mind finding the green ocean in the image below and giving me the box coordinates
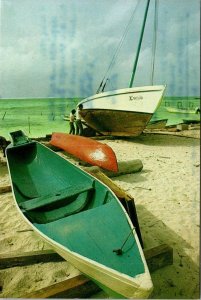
[0,97,200,140]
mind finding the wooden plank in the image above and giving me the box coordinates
[17,244,173,298]
[0,249,64,269]
[83,166,133,200]
[144,244,173,273]
[0,244,173,272]
[120,197,144,248]
[22,274,101,299]
[0,185,11,194]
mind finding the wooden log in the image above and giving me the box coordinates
[82,159,143,177]
[0,185,11,194]
[105,159,143,177]
[22,274,100,298]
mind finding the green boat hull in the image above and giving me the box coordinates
[6,131,153,298]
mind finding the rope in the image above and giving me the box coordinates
[113,228,135,255]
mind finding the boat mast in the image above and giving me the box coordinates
[129,0,150,88]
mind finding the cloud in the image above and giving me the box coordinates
[0,0,200,98]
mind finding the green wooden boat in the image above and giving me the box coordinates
[6,130,153,298]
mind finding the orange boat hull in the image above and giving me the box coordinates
[50,133,118,172]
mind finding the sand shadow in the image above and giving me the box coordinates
[136,205,200,299]
[113,169,152,185]
[121,133,200,148]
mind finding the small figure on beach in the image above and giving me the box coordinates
[69,109,76,134]
[75,104,84,136]
[195,107,200,114]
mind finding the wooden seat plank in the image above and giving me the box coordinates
[20,181,94,211]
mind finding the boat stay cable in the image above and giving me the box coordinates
[150,0,159,85]
[96,0,141,94]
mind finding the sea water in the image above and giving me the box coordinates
[151,96,200,125]
[0,97,80,139]
[0,97,200,140]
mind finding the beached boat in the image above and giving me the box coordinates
[79,86,166,137]
[6,130,153,299]
[50,132,118,172]
[146,119,168,129]
[77,0,166,137]
[166,107,197,114]
[182,118,200,124]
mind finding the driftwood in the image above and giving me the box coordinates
[82,159,143,177]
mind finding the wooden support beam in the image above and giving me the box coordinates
[0,184,11,194]
[144,243,173,273]
[22,274,101,299]
[0,249,64,269]
[0,244,173,272]
[6,244,172,298]
[120,198,144,248]
[83,166,133,200]
[0,160,7,166]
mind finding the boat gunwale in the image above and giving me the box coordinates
[80,85,166,106]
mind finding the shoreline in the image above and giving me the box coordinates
[0,129,200,299]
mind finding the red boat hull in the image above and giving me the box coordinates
[50,133,118,172]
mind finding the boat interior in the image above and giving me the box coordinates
[7,141,113,224]
[6,132,145,277]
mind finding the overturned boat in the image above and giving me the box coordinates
[50,132,118,172]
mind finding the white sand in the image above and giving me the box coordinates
[0,129,200,299]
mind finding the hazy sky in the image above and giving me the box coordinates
[0,0,200,98]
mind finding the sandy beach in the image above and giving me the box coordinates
[0,127,200,299]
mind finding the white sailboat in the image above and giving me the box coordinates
[78,0,166,137]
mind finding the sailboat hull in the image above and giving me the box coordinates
[79,85,166,136]
[81,109,152,136]
[146,119,168,129]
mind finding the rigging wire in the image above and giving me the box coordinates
[150,0,159,85]
[96,0,141,93]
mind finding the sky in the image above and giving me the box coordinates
[0,0,200,99]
